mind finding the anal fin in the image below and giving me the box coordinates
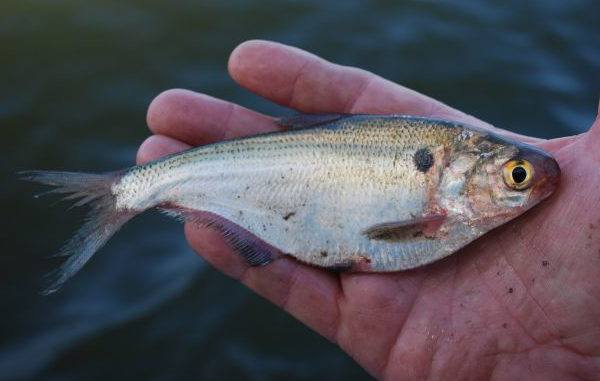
[164,207,280,266]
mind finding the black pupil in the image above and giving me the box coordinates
[512,166,527,183]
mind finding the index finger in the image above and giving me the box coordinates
[228,40,541,143]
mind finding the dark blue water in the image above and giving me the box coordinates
[2,1,599,380]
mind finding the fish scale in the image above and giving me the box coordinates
[22,114,560,293]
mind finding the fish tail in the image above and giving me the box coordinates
[20,170,136,294]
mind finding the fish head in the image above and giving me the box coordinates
[458,134,560,227]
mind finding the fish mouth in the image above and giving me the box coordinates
[516,145,561,200]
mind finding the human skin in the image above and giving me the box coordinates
[137,40,600,380]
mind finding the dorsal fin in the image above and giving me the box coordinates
[276,113,356,130]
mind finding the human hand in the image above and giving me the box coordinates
[137,40,600,380]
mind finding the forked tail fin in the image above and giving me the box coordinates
[21,170,136,294]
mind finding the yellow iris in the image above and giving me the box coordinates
[503,159,534,190]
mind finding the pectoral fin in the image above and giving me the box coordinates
[363,214,446,241]
[276,113,355,130]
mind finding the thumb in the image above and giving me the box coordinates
[583,99,600,155]
[588,99,600,139]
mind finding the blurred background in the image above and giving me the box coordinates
[2,0,599,380]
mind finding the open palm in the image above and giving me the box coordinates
[137,41,600,380]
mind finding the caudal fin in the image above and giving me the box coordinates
[21,170,135,294]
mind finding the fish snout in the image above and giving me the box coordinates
[519,146,561,200]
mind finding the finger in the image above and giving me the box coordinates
[136,134,191,165]
[229,40,480,121]
[228,40,541,143]
[146,89,280,146]
[184,223,342,341]
[229,41,435,115]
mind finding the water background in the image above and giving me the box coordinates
[2,1,599,380]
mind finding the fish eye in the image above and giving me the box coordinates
[502,160,534,190]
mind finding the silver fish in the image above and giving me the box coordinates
[23,114,560,293]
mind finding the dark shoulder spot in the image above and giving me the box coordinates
[283,211,296,221]
[413,147,434,173]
